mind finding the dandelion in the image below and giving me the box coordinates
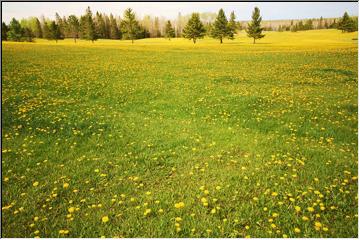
[314,221,322,230]
[144,209,151,216]
[302,216,309,221]
[307,207,315,212]
[211,208,216,214]
[33,181,39,187]
[68,207,75,213]
[174,202,185,209]
[175,217,182,222]
[63,183,69,189]
[294,227,301,233]
[295,206,301,212]
[101,216,109,223]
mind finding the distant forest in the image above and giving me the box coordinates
[2,6,358,43]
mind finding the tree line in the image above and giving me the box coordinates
[1,7,357,44]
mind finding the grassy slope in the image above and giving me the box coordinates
[2,29,358,238]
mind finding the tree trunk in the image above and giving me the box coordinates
[253,38,255,44]
[193,38,196,44]
[132,38,134,44]
[74,38,76,43]
[56,39,58,43]
[220,37,223,44]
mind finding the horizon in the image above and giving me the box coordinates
[2,2,359,23]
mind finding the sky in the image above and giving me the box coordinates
[2,2,359,23]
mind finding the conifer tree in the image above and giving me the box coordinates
[228,11,237,40]
[121,8,140,43]
[2,22,9,41]
[164,20,175,40]
[182,13,206,44]
[41,16,50,39]
[81,7,97,42]
[109,14,121,39]
[34,17,43,38]
[68,15,80,42]
[7,18,23,41]
[246,7,265,44]
[49,21,61,42]
[211,9,229,43]
[95,12,106,38]
[338,12,357,32]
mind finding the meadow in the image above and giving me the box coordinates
[2,29,358,238]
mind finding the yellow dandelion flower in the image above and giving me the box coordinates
[33,182,39,187]
[323,227,329,232]
[295,206,301,212]
[204,190,209,195]
[174,202,185,209]
[175,217,182,222]
[302,216,309,221]
[144,209,151,216]
[63,183,69,188]
[294,227,301,233]
[210,208,216,214]
[307,207,315,212]
[145,191,152,195]
[101,216,109,223]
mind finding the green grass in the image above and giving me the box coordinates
[2,29,358,238]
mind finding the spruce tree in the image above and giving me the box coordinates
[34,17,43,38]
[164,20,175,40]
[182,13,206,44]
[49,21,61,42]
[7,18,23,42]
[109,14,121,39]
[81,7,97,42]
[2,22,9,41]
[211,9,229,43]
[338,12,357,32]
[95,12,106,38]
[121,8,140,43]
[55,13,64,38]
[228,11,237,40]
[246,7,265,44]
[68,15,80,42]
[41,16,50,39]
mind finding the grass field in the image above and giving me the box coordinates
[2,29,358,238]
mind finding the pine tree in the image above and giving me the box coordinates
[81,7,97,42]
[228,11,237,40]
[55,13,65,38]
[109,14,121,39]
[164,20,175,40]
[182,13,206,44]
[2,22,9,41]
[121,8,140,43]
[23,27,33,42]
[48,21,61,42]
[7,18,23,41]
[34,17,43,38]
[41,16,50,39]
[211,9,229,43]
[155,17,162,37]
[68,15,79,42]
[246,7,265,44]
[95,12,106,38]
[338,12,357,32]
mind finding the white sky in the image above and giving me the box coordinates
[2,2,359,23]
